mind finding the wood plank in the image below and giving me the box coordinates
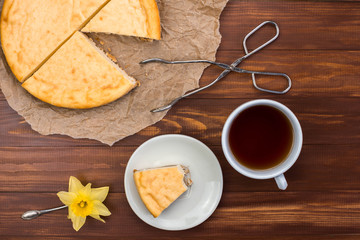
[219,1,360,51]
[0,145,359,193]
[3,235,360,240]
[0,97,359,147]
[1,192,359,237]
[2,49,360,101]
[203,50,360,98]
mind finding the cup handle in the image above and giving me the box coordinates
[275,174,288,190]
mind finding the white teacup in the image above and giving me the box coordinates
[221,99,303,190]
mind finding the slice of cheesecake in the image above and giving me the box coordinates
[82,0,161,40]
[133,165,192,218]
[22,31,138,109]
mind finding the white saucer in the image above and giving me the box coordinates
[124,134,223,231]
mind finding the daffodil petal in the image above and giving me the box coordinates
[90,213,105,223]
[90,187,109,202]
[93,200,111,216]
[71,215,86,232]
[69,176,84,193]
[68,207,74,219]
[80,183,92,196]
[57,191,76,206]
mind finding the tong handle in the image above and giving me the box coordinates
[242,21,279,59]
[151,67,234,113]
[243,21,291,94]
[241,69,292,94]
[140,58,231,71]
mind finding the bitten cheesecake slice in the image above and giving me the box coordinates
[82,0,161,40]
[133,165,192,218]
[22,31,138,109]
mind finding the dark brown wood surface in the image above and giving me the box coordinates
[0,1,359,239]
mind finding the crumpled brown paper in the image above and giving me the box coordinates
[0,0,228,146]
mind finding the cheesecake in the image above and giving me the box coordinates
[133,165,192,218]
[1,0,161,109]
[22,32,138,109]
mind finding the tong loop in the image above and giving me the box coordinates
[242,21,279,59]
[243,21,291,94]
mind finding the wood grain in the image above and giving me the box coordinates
[0,97,359,147]
[219,1,360,51]
[0,0,359,239]
[1,49,360,102]
[200,50,360,98]
[0,145,359,193]
[1,192,360,237]
[3,236,360,240]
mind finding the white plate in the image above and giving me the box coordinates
[124,134,223,231]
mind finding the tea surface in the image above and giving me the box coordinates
[229,105,293,170]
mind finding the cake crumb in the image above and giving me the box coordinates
[139,37,153,42]
[106,52,117,63]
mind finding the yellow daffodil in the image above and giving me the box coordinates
[57,176,111,231]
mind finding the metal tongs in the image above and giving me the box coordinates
[140,21,292,113]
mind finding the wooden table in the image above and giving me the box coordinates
[1,0,359,239]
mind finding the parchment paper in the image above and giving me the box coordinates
[0,0,228,146]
